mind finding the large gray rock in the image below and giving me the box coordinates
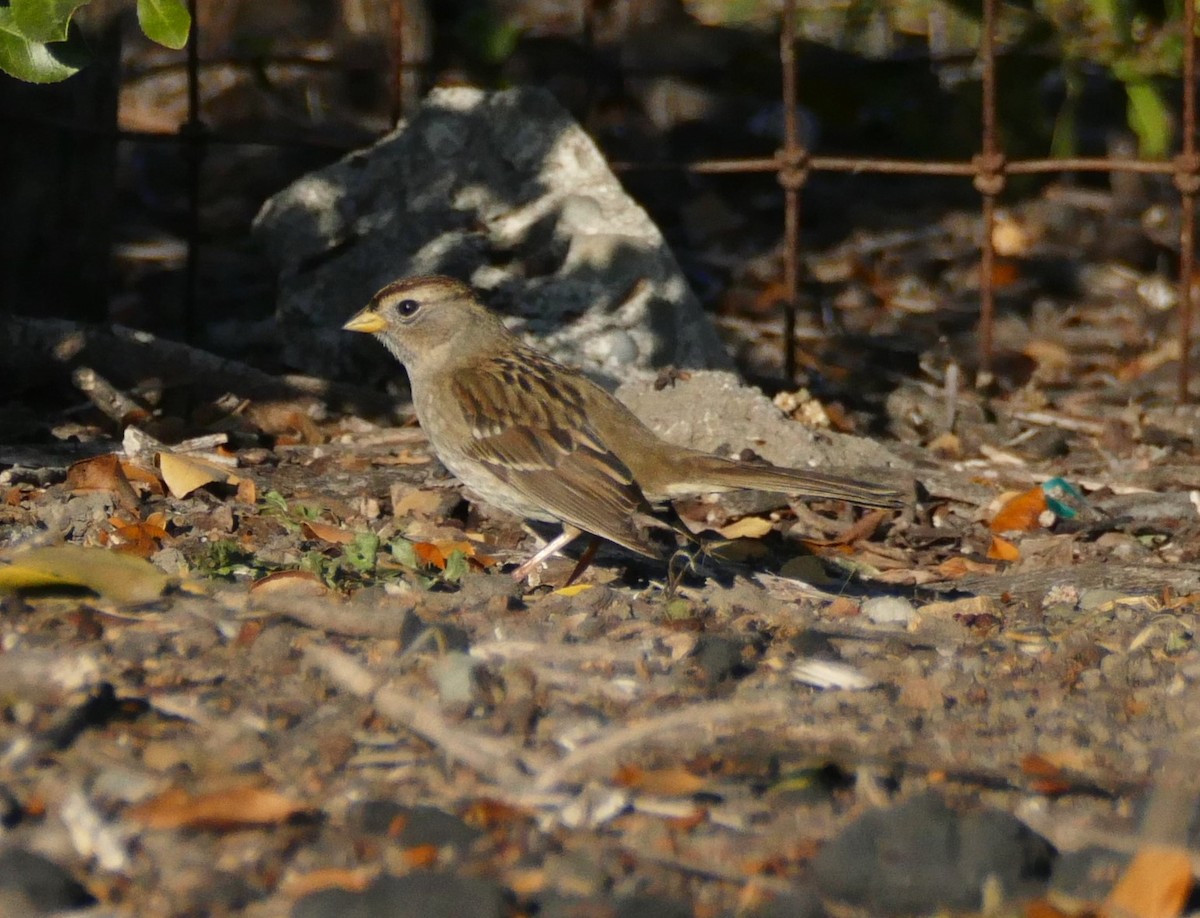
[617,370,905,471]
[253,86,732,385]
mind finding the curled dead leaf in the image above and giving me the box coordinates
[157,451,242,499]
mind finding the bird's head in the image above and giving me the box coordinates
[343,275,509,372]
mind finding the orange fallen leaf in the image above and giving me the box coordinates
[1101,845,1193,918]
[400,844,440,868]
[129,785,308,830]
[412,540,478,570]
[989,487,1048,533]
[109,517,171,558]
[988,535,1021,562]
[412,541,447,569]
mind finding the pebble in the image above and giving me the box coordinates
[861,596,916,626]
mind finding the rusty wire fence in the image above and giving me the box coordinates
[108,0,1200,400]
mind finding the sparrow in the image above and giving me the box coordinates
[344,275,905,579]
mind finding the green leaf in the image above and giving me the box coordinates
[0,6,85,82]
[137,0,190,50]
[388,538,421,570]
[1125,78,1171,158]
[344,532,380,574]
[10,0,90,43]
[442,549,469,584]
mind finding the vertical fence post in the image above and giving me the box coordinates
[779,0,803,384]
[974,0,1003,381]
[1177,0,1198,401]
[182,0,203,342]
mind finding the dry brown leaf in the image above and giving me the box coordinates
[300,520,355,544]
[461,798,528,829]
[717,516,774,540]
[118,461,164,488]
[392,489,446,518]
[250,570,330,597]
[615,764,708,796]
[804,508,889,548]
[1101,845,1193,918]
[373,449,432,466]
[129,785,308,830]
[236,477,257,504]
[1023,339,1072,375]
[992,211,1035,256]
[157,452,241,499]
[281,867,378,899]
[917,596,999,619]
[933,557,998,579]
[66,454,139,510]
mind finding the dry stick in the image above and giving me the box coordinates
[72,366,146,425]
[303,644,529,788]
[532,697,799,791]
[5,314,392,413]
[255,591,428,639]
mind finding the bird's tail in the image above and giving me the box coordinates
[667,454,907,509]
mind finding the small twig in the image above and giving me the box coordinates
[532,697,793,791]
[1010,410,1108,437]
[72,366,147,426]
[303,644,529,787]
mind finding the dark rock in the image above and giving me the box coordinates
[348,802,482,852]
[1048,845,1128,902]
[747,887,829,918]
[614,894,692,918]
[0,847,96,913]
[292,871,504,918]
[812,792,1056,913]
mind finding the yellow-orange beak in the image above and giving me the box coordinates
[342,311,387,334]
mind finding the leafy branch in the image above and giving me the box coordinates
[0,0,190,83]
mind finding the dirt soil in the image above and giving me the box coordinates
[3,251,1200,914]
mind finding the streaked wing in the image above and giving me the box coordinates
[450,352,661,558]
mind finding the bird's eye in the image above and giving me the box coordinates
[396,299,421,318]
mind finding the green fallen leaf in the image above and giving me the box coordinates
[0,545,170,604]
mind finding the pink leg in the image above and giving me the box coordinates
[512,525,582,581]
